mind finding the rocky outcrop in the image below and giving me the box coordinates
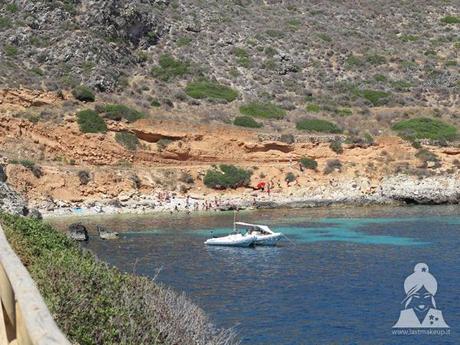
[68,223,89,241]
[0,182,28,216]
[380,175,460,204]
[0,0,167,91]
[243,141,293,153]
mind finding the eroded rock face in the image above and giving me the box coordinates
[243,141,293,153]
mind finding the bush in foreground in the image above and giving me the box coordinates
[233,116,262,128]
[239,102,286,119]
[72,85,95,102]
[204,165,252,189]
[392,117,457,141]
[77,110,107,133]
[96,104,145,123]
[0,213,238,345]
[296,119,342,133]
[185,81,239,102]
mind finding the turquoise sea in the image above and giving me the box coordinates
[51,205,460,344]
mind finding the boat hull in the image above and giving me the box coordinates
[205,235,256,247]
[254,233,283,246]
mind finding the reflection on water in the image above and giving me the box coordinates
[49,205,460,345]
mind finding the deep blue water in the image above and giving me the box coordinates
[51,205,460,345]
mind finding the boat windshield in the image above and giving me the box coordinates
[234,222,273,234]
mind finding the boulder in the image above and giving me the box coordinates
[68,223,89,241]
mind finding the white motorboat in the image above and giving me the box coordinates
[235,222,283,246]
[204,233,257,247]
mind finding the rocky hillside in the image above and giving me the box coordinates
[0,1,459,215]
[1,0,458,109]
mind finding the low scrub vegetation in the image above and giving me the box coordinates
[392,117,457,141]
[0,213,238,345]
[299,157,318,170]
[115,131,140,151]
[329,140,344,154]
[285,172,296,183]
[360,89,390,106]
[296,119,342,133]
[78,170,90,185]
[233,116,262,128]
[185,81,239,102]
[324,159,342,174]
[441,16,460,24]
[415,149,441,168]
[239,102,286,119]
[76,110,107,133]
[204,164,252,189]
[151,54,189,82]
[96,104,145,123]
[306,103,321,113]
[72,85,95,102]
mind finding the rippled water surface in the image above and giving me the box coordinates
[51,205,460,344]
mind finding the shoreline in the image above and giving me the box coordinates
[33,174,459,218]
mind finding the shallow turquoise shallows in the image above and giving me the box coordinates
[51,205,460,345]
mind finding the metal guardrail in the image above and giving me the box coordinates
[0,224,71,345]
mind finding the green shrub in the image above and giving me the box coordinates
[374,74,387,82]
[4,44,17,56]
[177,36,192,46]
[345,55,363,67]
[96,104,145,123]
[151,54,189,81]
[391,80,413,91]
[204,165,252,189]
[76,110,107,133]
[239,102,286,119]
[392,117,457,141]
[317,33,332,42]
[296,119,342,133]
[300,157,318,170]
[233,48,251,67]
[335,108,352,116]
[441,16,460,24]
[185,81,239,102]
[366,54,386,65]
[0,16,12,30]
[285,172,296,183]
[0,213,238,345]
[151,99,161,107]
[306,103,321,113]
[72,85,95,102]
[400,34,418,42]
[264,46,277,57]
[115,132,139,151]
[360,89,390,106]
[233,116,263,128]
[329,140,344,154]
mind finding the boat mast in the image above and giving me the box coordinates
[233,210,236,232]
